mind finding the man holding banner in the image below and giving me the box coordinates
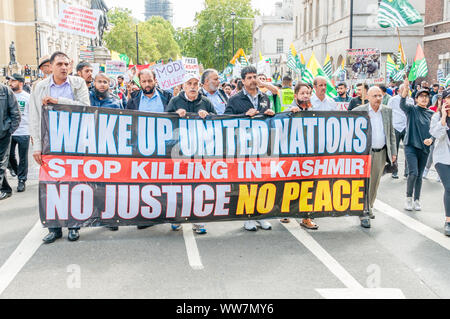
[311,77,339,111]
[29,51,90,244]
[126,69,172,112]
[225,66,275,232]
[200,69,228,115]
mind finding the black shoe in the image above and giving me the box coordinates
[0,192,12,200]
[106,226,119,231]
[17,180,26,192]
[137,225,153,230]
[361,219,371,229]
[68,229,80,242]
[392,173,399,179]
[43,231,63,244]
[445,223,450,237]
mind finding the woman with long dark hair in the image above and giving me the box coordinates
[430,89,450,236]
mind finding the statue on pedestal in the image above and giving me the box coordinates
[91,0,109,47]
[9,42,16,65]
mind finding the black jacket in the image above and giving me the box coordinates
[348,96,368,111]
[224,90,271,115]
[126,87,173,111]
[0,84,21,139]
[166,91,216,114]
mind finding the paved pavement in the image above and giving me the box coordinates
[0,152,449,299]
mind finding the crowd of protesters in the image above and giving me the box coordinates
[0,50,449,243]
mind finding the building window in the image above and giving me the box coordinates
[444,59,450,77]
[447,0,450,20]
[277,39,284,54]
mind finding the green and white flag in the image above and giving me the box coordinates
[378,0,423,28]
[408,44,428,81]
[323,54,332,78]
[386,54,397,78]
[301,68,315,86]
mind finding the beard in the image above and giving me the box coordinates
[11,87,19,92]
[143,86,155,95]
[94,88,109,99]
[338,91,346,97]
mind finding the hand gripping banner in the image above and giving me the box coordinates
[39,105,372,228]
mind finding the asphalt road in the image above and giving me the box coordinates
[0,152,449,299]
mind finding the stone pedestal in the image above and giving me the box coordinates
[8,63,21,76]
[93,47,111,65]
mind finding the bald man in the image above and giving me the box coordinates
[353,86,397,228]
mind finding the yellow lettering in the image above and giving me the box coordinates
[257,183,276,214]
[333,180,351,212]
[281,182,299,213]
[236,184,258,215]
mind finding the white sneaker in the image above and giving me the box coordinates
[244,220,257,231]
[423,169,429,179]
[256,220,272,230]
[405,197,413,211]
[414,200,422,211]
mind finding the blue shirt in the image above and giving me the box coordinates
[139,90,164,113]
[49,76,74,100]
[202,89,226,115]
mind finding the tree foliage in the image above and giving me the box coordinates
[175,0,256,71]
[104,8,181,64]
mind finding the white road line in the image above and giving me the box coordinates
[281,222,405,298]
[182,224,204,270]
[375,199,450,251]
[281,222,362,289]
[0,220,46,296]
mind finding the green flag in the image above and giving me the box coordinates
[378,0,423,28]
[408,44,428,81]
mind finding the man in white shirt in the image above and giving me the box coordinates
[353,87,397,228]
[7,74,30,193]
[387,84,414,179]
[310,76,339,111]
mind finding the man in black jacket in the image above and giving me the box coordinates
[0,84,21,200]
[126,69,173,111]
[166,74,216,117]
[224,66,275,232]
[224,66,275,117]
[166,73,216,235]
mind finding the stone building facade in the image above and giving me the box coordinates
[423,0,450,83]
[1,0,93,76]
[292,0,425,78]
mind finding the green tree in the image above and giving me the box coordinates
[104,8,181,64]
[176,0,256,71]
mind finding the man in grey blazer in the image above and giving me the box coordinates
[353,86,397,228]
[29,51,90,244]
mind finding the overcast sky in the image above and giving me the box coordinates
[104,0,280,29]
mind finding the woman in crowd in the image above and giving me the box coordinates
[429,89,450,236]
[423,93,443,181]
[400,79,435,211]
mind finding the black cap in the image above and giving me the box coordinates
[7,73,25,83]
[415,89,430,99]
[443,89,450,99]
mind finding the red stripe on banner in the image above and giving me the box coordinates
[39,155,371,184]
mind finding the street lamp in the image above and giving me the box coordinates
[136,24,140,65]
[231,11,236,56]
[221,25,225,71]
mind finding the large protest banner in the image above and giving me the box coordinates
[39,105,372,228]
[57,3,100,39]
[105,60,127,77]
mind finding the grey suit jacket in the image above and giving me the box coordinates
[353,103,397,164]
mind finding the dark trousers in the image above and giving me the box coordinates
[0,134,12,194]
[405,146,429,201]
[9,135,30,182]
[394,129,408,175]
[435,163,450,218]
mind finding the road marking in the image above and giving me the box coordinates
[182,224,204,270]
[281,222,405,299]
[375,199,450,251]
[0,220,46,296]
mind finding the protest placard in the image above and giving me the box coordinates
[346,49,383,85]
[106,60,127,77]
[57,3,100,39]
[182,57,200,77]
[154,60,186,90]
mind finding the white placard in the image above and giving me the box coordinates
[182,57,200,77]
[154,60,186,90]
